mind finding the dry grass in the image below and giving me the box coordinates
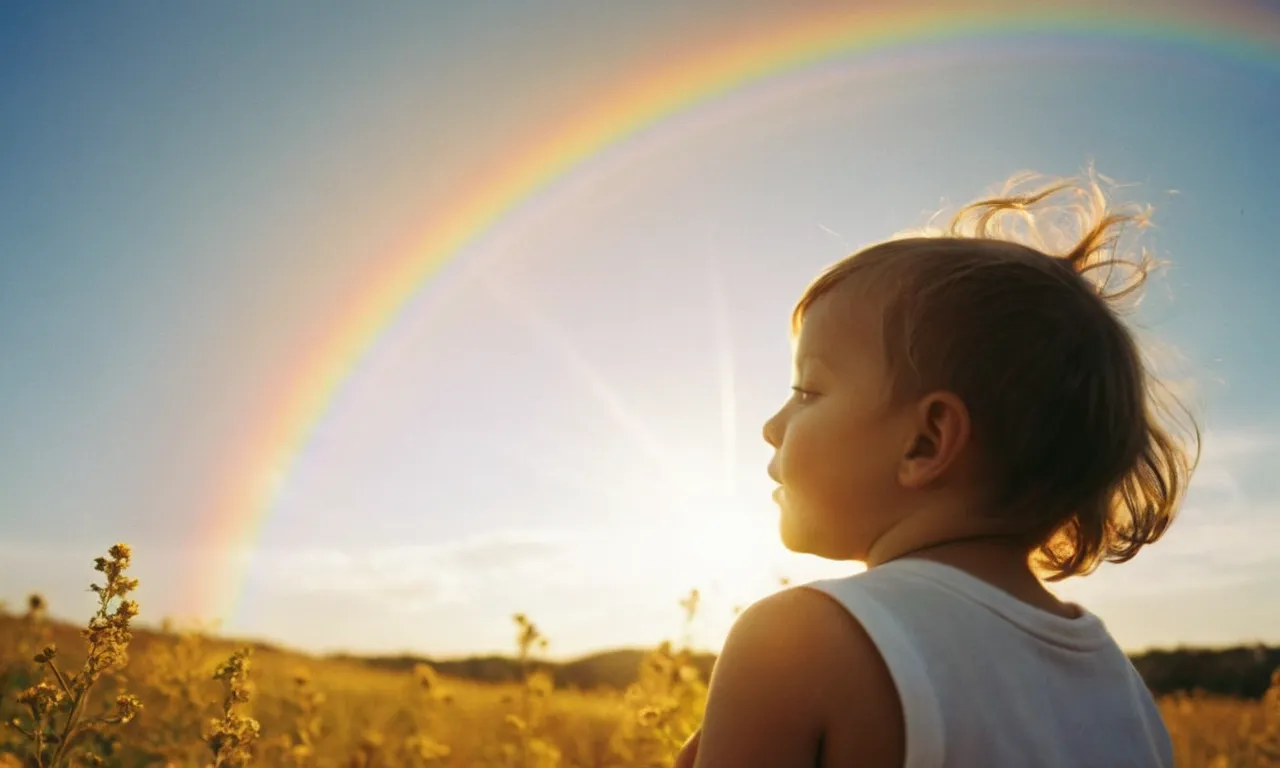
[1,544,1275,767]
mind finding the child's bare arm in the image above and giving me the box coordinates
[691,587,904,768]
[673,728,699,768]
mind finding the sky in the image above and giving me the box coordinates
[2,1,1279,660]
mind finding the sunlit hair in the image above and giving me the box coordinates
[792,169,1201,580]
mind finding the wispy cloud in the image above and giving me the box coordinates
[249,529,584,611]
[1058,427,1280,610]
[1186,426,1278,488]
[816,223,852,252]
[233,525,748,655]
[1199,428,1280,461]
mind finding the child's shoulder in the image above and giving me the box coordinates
[694,586,904,764]
[728,585,883,671]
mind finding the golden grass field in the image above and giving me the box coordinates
[1,544,1276,767]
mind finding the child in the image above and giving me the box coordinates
[675,170,1198,767]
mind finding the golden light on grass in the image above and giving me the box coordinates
[0,542,1276,765]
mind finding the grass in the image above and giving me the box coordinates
[1,543,1276,766]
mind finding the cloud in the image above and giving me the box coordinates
[1184,428,1279,502]
[231,526,741,655]
[1055,427,1280,607]
[1199,428,1280,460]
[246,529,586,612]
[1055,513,1280,609]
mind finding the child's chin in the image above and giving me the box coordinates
[778,516,824,557]
[779,516,858,560]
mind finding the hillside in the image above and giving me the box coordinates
[4,611,1273,699]
[4,597,1279,766]
[345,644,1280,700]
[331,647,718,691]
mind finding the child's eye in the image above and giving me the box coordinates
[791,386,817,403]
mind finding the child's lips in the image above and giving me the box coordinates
[772,486,785,502]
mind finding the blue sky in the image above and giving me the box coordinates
[2,1,1278,658]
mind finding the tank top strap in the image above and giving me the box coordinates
[804,576,946,768]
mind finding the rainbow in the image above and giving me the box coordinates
[200,0,1280,620]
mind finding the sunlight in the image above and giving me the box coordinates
[708,259,738,494]
[460,238,856,649]
[477,271,683,485]
[671,487,778,585]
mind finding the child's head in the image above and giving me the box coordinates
[763,171,1200,580]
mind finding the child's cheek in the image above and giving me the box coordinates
[781,415,825,495]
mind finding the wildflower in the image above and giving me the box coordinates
[404,732,451,761]
[526,669,555,698]
[414,662,439,692]
[26,593,47,620]
[16,681,64,717]
[8,544,143,768]
[505,713,528,733]
[514,613,546,660]
[205,648,260,767]
[112,694,143,725]
[275,663,328,764]
[205,714,261,767]
[679,589,701,625]
[637,706,662,728]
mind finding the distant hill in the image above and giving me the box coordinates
[1130,645,1280,700]
[4,611,1276,700]
[339,644,1280,700]
[330,648,718,691]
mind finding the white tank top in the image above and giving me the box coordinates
[805,559,1172,768]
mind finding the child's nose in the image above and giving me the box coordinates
[762,412,783,448]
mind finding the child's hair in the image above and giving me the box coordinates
[793,169,1201,580]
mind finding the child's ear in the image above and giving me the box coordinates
[899,391,971,488]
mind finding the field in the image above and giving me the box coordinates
[2,545,1276,767]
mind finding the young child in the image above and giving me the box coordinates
[675,171,1198,767]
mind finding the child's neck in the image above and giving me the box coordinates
[878,536,1081,620]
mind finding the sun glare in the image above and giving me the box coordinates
[651,476,857,616]
[673,488,778,582]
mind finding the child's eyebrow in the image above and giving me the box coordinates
[794,353,836,376]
